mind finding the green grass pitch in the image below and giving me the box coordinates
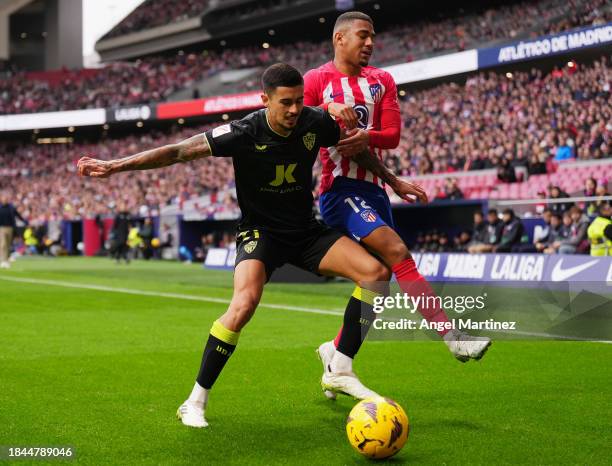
[1,257,611,465]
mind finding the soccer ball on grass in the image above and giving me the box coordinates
[346,396,409,459]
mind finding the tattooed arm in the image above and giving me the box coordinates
[351,150,428,203]
[335,129,428,203]
[77,133,211,178]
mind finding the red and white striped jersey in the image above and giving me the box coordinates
[304,61,400,194]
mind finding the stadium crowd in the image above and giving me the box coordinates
[102,0,211,39]
[414,180,610,256]
[0,0,608,114]
[0,123,236,222]
[1,58,609,227]
[385,57,611,177]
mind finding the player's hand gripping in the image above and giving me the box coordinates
[337,128,370,158]
[327,102,359,130]
[77,156,116,178]
[390,178,428,204]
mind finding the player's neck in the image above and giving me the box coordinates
[265,110,291,137]
[333,57,361,76]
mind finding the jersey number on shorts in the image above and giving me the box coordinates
[344,196,372,213]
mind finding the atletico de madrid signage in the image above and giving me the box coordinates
[156,91,263,119]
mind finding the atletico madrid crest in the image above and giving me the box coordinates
[361,209,377,223]
[369,83,383,103]
[303,132,316,150]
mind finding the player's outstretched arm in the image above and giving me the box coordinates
[77,133,211,178]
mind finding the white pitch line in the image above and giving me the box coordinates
[1,275,611,343]
[0,275,343,316]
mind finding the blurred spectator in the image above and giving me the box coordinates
[0,190,27,269]
[497,158,517,183]
[515,208,553,253]
[139,217,154,260]
[468,209,503,253]
[548,186,574,215]
[494,208,524,252]
[436,232,452,252]
[586,183,610,216]
[554,133,575,161]
[445,178,464,200]
[544,211,573,253]
[454,230,472,252]
[110,207,131,264]
[527,151,548,175]
[555,206,590,254]
[587,202,611,256]
[539,213,564,253]
[470,211,488,245]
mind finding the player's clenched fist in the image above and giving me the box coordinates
[77,156,115,178]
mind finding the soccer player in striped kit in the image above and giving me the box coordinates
[304,11,491,400]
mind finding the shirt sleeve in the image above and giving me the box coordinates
[303,69,322,107]
[313,107,341,147]
[368,72,401,149]
[203,121,248,157]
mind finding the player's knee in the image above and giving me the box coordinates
[357,259,391,285]
[382,241,411,266]
[228,292,260,328]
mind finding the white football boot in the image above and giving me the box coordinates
[321,370,380,400]
[444,329,492,362]
[0,261,10,269]
[316,341,337,400]
[176,402,208,428]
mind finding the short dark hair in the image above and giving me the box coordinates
[261,63,303,94]
[333,11,373,33]
[488,208,498,216]
[502,208,514,217]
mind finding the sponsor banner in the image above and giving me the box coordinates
[157,91,262,119]
[106,104,155,123]
[204,249,611,282]
[413,253,611,283]
[385,50,478,85]
[478,22,612,68]
[0,108,106,131]
[204,247,236,269]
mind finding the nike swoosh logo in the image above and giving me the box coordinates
[550,259,599,282]
[329,92,343,99]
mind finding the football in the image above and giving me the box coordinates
[346,396,409,459]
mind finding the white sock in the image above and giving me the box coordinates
[330,351,353,373]
[187,382,209,410]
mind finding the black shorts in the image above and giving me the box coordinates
[234,221,343,280]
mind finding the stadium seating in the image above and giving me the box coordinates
[102,0,211,39]
[2,57,609,222]
[0,0,609,114]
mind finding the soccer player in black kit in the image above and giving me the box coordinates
[78,63,426,428]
